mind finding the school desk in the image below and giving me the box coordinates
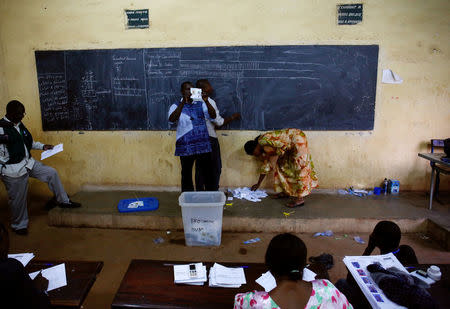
[26,260,103,308]
[111,259,328,309]
[408,264,450,309]
[418,153,450,209]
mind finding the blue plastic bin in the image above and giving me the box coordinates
[117,197,159,213]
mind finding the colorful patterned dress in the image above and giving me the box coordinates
[234,279,353,309]
[258,128,318,198]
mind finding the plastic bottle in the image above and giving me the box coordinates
[383,178,388,195]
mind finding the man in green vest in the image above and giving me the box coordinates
[0,100,81,236]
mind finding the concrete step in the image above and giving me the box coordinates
[48,190,448,239]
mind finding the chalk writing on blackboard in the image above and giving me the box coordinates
[35,45,378,131]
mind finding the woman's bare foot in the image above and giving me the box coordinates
[286,197,305,208]
[269,192,289,199]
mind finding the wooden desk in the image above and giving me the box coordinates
[410,264,450,309]
[111,260,328,309]
[26,260,103,309]
[418,153,450,210]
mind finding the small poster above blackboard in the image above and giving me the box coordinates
[337,4,363,25]
[125,9,149,29]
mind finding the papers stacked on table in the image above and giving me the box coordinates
[29,263,67,292]
[209,263,247,288]
[173,263,207,285]
[8,253,35,266]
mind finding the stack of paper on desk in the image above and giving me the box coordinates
[209,263,247,288]
[173,263,207,285]
[8,253,35,266]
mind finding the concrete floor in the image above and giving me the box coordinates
[1,192,450,309]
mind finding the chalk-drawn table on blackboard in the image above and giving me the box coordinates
[35,45,378,131]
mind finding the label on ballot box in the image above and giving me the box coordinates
[179,192,226,246]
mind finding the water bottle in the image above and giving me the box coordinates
[383,178,388,195]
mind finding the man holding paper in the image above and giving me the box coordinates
[0,100,80,235]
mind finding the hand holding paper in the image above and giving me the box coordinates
[41,143,63,160]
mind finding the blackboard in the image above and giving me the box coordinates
[35,45,378,131]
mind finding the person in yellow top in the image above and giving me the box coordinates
[244,128,318,207]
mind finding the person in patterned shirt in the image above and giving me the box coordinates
[244,128,318,207]
[234,233,352,309]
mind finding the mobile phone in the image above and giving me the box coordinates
[189,264,197,278]
[416,269,428,278]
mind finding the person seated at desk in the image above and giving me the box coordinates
[0,222,50,308]
[234,233,352,309]
[335,220,419,309]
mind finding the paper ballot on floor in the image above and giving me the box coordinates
[41,143,63,160]
[8,253,35,267]
[209,263,246,288]
[173,263,207,285]
[343,253,407,309]
[29,263,67,292]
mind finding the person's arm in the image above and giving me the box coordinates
[0,127,8,144]
[251,173,266,191]
[217,113,241,128]
[202,97,216,119]
[363,234,376,256]
[169,101,186,123]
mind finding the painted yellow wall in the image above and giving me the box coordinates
[0,0,449,198]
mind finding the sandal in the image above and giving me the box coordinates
[286,198,305,208]
[269,192,289,199]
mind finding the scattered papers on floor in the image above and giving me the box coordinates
[29,263,67,292]
[256,267,317,292]
[41,143,63,160]
[243,237,261,244]
[232,187,268,202]
[173,263,207,285]
[353,236,365,244]
[8,253,35,267]
[313,230,334,237]
[343,253,408,309]
[338,187,373,197]
[209,263,246,288]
